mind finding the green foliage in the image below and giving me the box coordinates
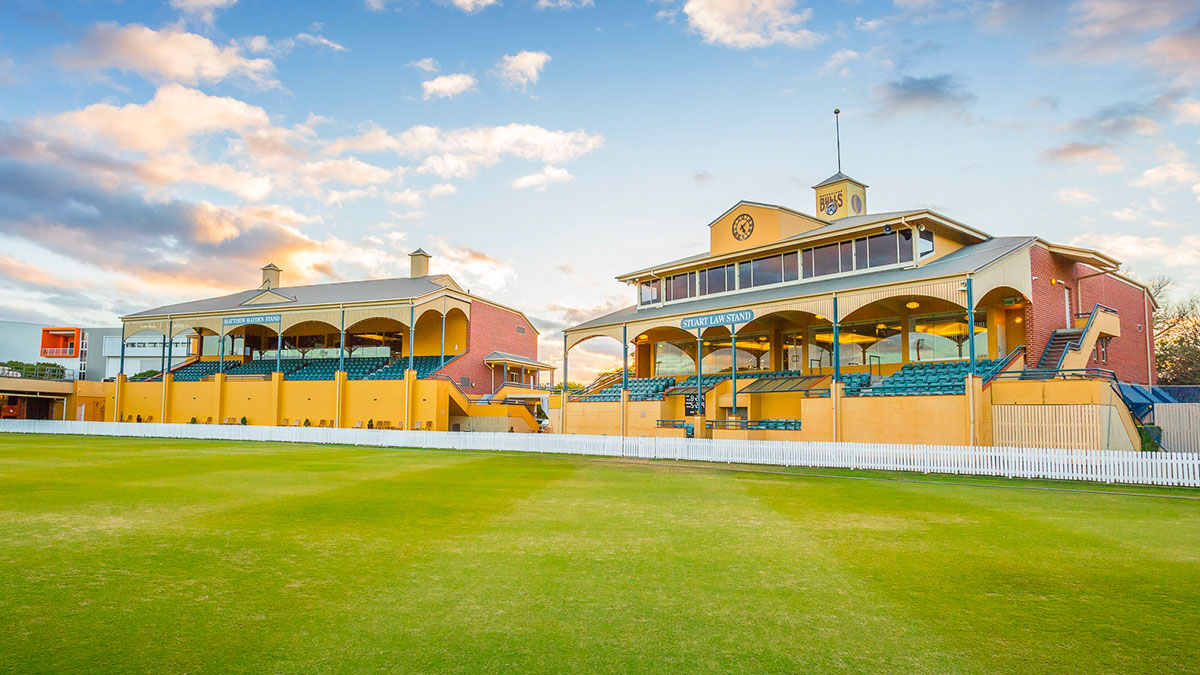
[1,437,1198,672]
[131,369,159,380]
[1151,276,1200,384]
[239,416,248,425]
[189,417,198,425]
[303,418,311,427]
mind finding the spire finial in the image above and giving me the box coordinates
[833,108,842,173]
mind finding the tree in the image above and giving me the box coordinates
[1150,276,1200,385]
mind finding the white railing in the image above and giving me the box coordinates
[2,420,1199,488]
[1157,403,1200,453]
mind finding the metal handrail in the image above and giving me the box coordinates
[1056,304,1117,370]
[0,364,75,381]
[656,419,688,429]
[992,368,1117,382]
[981,346,1024,385]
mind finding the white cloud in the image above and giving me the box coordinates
[39,83,270,153]
[443,0,499,11]
[170,0,238,23]
[820,49,860,77]
[495,51,551,90]
[511,165,573,190]
[1071,233,1200,269]
[1132,143,1200,201]
[136,153,273,201]
[1176,99,1200,124]
[431,238,516,293]
[1055,187,1098,205]
[295,33,347,52]
[422,73,477,100]
[535,0,594,8]
[384,189,425,207]
[682,0,825,49]
[57,23,276,87]
[427,183,457,197]
[407,57,441,73]
[325,122,605,178]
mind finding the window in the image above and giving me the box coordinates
[840,241,854,272]
[516,326,526,335]
[707,266,726,294]
[751,255,782,287]
[646,279,662,305]
[919,230,935,257]
[899,229,914,263]
[868,232,899,267]
[726,265,736,292]
[855,238,868,270]
[783,251,799,282]
[909,311,988,362]
[1093,337,1110,363]
[666,273,691,302]
[813,243,840,277]
[738,262,752,290]
[802,248,814,279]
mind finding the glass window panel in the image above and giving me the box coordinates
[706,267,725,294]
[698,270,707,296]
[689,272,697,297]
[738,262,752,290]
[783,251,799,282]
[651,279,660,303]
[838,320,904,368]
[752,255,782,287]
[868,233,899,267]
[899,229,914,263]
[654,340,696,377]
[726,265,736,291]
[854,238,868,270]
[919,230,935,257]
[808,325,834,371]
[802,248,814,278]
[675,273,690,300]
[908,311,986,362]
[840,241,853,272]
[813,243,839,277]
[640,282,653,305]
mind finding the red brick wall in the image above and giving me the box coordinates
[437,300,540,394]
[1027,245,1155,384]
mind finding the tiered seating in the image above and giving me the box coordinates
[286,357,390,381]
[576,377,676,402]
[673,373,731,389]
[224,358,305,377]
[368,355,445,380]
[673,370,802,391]
[747,419,802,430]
[859,359,997,396]
[841,373,871,395]
[170,361,222,382]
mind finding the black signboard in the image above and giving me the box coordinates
[684,392,705,416]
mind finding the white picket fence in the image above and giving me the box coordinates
[2,419,1199,488]
[1157,403,1200,454]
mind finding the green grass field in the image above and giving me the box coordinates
[1,434,1198,673]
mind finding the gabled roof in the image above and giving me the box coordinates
[568,236,1035,333]
[124,276,452,319]
[483,351,555,370]
[813,172,868,188]
[704,200,828,229]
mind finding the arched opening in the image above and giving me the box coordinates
[344,317,407,361]
[837,294,986,371]
[974,286,1030,360]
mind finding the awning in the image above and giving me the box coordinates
[737,375,829,394]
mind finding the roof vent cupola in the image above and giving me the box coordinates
[260,263,281,289]
[409,248,431,278]
[813,108,868,220]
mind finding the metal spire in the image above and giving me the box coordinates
[834,108,842,173]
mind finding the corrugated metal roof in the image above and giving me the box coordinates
[483,350,555,369]
[567,236,1034,332]
[124,276,449,319]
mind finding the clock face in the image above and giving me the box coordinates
[732,213,754,241]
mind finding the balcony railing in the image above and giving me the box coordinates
[0,364,76,381]
[39,348,75,357]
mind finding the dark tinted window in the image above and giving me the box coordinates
[738,262,752,290]
[868,233,898,267]
[707,266,726,294]
[855,238,868,270]
[752,255,782,287]
[802,248,814,278]
[813,244,839,277]
[840,241,853,272]
[899,229,914,263]
[783,251,799,282]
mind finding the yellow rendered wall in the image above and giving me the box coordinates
[119,381,164,422]
[168,381,219,424]
[341,379,408,428]
[280,380,338,426]
[222,380,276,425]
[839,394,970,445]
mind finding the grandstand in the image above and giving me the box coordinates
[107,250,555,432]
[560,170,1160,449]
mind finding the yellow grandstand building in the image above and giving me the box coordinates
[104,250,556,432]
[560,172,1168,449]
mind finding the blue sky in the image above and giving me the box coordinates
[1,0,1198,378]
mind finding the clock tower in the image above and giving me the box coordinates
[813,172,867,221]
